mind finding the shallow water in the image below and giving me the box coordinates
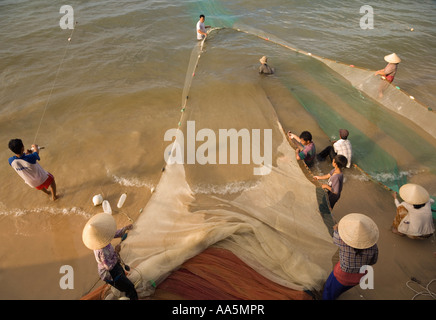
[0,0,435,299]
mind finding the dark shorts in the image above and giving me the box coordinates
[106,262,138,300]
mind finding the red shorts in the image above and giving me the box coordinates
[385,75,394,83]
[36,173,54,190]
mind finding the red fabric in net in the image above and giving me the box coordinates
[154,247,312,300]
[82,247,313,300]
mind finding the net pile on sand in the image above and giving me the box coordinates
[120,130,336,298]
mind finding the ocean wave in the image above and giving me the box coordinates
[371,171,413,182]
[0,205,92,219]
[110,172,154,190]
[191,180,260,195]
[349,168,425,184]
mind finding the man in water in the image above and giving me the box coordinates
[196,14,210,41]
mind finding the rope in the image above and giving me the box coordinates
[406,278,436,300]
[167,29,220,159]
[33,23,76,144]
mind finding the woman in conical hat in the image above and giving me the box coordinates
[375,53,401,82]
[259,55,274,74]
[375,53,401,97]
[322,213,379,300]
[392,184,435,239]
[82,213,137,299]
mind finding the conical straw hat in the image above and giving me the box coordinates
[82,213,117,250]
[259,56,268,64]
[338,213,379,249]
[384,53,401,63]
[399,183,429,205]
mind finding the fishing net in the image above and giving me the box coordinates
[231,23,436,212]
[117,20,436,298]
[117,30,340,298]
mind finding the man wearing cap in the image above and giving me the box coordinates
[82,213,137,300]
[259,56,274,74]
[317,129,352,169]
[322,213,379,300]
[392,184,435,239]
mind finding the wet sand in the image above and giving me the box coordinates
[333,176,436,300]
[0,181,151,300]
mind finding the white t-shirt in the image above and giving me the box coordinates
[395,199,435,236]
[9,152,49,188]
[196,20,206,40]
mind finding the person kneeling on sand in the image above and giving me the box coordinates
[313,154,348,209]
[8,138,58,201]
[391,184,435,239]
[322,213,379,300]
[82,213,138,300]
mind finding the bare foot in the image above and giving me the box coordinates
[51,193,62,201]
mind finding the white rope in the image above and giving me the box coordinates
[406,278,436,300]
[33,25,76,144]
